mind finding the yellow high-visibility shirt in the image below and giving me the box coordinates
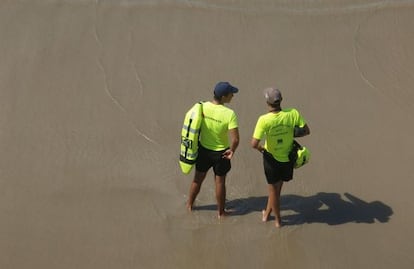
[253,108,306,162]
[199,102,238,151]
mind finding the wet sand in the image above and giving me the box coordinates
[1,1,414,268]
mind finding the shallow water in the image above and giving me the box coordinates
[1,1,414,268]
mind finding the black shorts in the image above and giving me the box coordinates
[196,145,231,176]
[262,150,294,184]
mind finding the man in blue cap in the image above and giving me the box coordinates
[186,81,240,218]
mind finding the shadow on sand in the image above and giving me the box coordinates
[194,192,393,225]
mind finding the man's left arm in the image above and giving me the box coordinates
[294,124,310,137]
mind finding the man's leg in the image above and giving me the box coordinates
[273,181,284,228]
[263,181,284,227]
[214,174,226,218]
[186,170,207,211]
[262,191,273,222]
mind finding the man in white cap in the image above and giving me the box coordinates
[251,87,310,227]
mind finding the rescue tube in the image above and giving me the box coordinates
[295,145,310,168]
[179,102,203,174]
[291,140,311,169]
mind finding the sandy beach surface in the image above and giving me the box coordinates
[1,1,414,268]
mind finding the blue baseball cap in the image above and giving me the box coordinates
[214,82,239,97]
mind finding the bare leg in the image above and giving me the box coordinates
[186,170,207,211]
[214,174,227,218]
[273,181,284,228]
[262,181,284,227]
[262,192,272,222]
[262,210,269,222]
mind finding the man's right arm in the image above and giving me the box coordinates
[222,128,239,160]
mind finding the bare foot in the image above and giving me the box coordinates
[186,203,193,212]
[262,210,269,222]
[275,221,282,228]
[218,212,229,219]
[218,208,235,219]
